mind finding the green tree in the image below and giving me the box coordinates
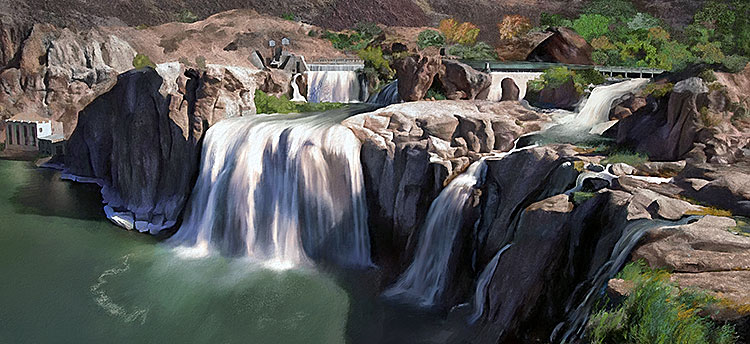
[572,14,612,41]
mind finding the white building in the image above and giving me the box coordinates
[4,114,64,152]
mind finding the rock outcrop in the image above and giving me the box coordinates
[526,79,582,110]
[500,78,520,101]
[438,59,491,100]
[526,27,594,65]
[63,63,261,233]
[393,53,442,101]
[342,101,552,268]
[0,24,136,140]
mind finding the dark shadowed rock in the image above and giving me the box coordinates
[526,27,593,65]
[64,63,260,233]
[500,78,520,101]
[526,79,581,110]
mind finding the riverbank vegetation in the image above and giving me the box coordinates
[587,261,737,344]
[254,90,344,114]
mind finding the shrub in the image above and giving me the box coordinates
[583,0,638,20]
[643,82,674,98]
[358,46,394,81]
[195,55,206,69]
[723,55,749,73]
[439,19,480,45]
[135,24,149,30]
[699,69,718,83]
[699,106,722,127]
[417,30,446,49]
[254,90,345,114]
[627,12,661,31]
[572,191,596,205]
[176,9,198,23]
[446,42,498,60]
[282,13,295,21]
[425,88,446,100]
[355,22,382,38]
[587,261,737,344]
[540,12,573,29]
[321,29,375,52]
[132,53,156,69]
[497,15,533,40]
[529,67,605,95]
[307,30,319,38]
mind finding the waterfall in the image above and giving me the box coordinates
[383,160,487,307]
[469,243,512,323]
[550,216,698,343]
[487,72,543,101]
[568,79,648,133]
[169,107,373,269]
[290,74,307,102]
[306,71,361,103]
[368,80,401,106]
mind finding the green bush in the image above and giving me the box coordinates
[572,191,596,205]
[355,22,382,38]
[643,82,674,98]
[417,30,446,49]
[699,69,718,83]
[254,90,345,114]
[176,9,198,23]
[358,46,394,82]
[132,53,156,69]
[447,42,498,60]
[587,261,737,344]
[528,67,605,95]
[425,87,446,100]
[282,13,295,21]
[540,12,573,29]
[135,24,149,30]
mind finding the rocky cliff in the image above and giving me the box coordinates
[63,63,262,233]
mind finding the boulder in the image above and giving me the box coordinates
[526,79,581,111]
[393,53,442,101]
[500,78,520,101]
[437,59,491,100]
[64,63,261,233]
[526,27,594,65]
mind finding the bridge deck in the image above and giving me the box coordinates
[461,60,665,78]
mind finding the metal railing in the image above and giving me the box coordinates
[461,60,665,78]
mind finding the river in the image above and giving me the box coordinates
[0,159,464,344]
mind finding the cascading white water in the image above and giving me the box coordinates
[487,72,543,101]
[468,243,512,323]
[567,79,649,133]
[306,71,361,103]
[169,108,372,269]
[368,80,401,105]
[383,160,487,306]
[290,74,307,102]
[551,217,697,343]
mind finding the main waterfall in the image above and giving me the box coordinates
[384,161,487,306]
[169,107,373,268]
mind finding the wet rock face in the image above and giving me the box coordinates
[0,24,136,140]
[500,78,520,101]
[342,101,552,268]
[64,63,260,233]
[526,27,594,65]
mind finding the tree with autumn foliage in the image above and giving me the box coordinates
[438,18,480,45]
[497,15,533,40]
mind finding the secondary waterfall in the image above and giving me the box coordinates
[383,160,487,307]
[469,243,512,323]
[568,78,648,133]
[290,74,307,102]
[169,107,373,269]
[551,217,697,343]
[306,71,362,103]
[487,72,542,101]
[368,80,401,105]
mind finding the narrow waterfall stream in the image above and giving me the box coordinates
[468,243,512,323]
[383,160,487,307]
[169,106,374,268]
[306,71,362,103]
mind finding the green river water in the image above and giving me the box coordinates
[0,160,461,344]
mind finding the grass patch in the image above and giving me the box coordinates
[572,191,596,205]
[254,90,345,114]
[685,206,733,217]
[588,261,737,344]
[601,151,648,166]
[729,217,750,237]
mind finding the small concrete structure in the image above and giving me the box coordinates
[4,114,64,152]
[39,133,66,156]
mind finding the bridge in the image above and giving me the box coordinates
[460,60,666,79]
